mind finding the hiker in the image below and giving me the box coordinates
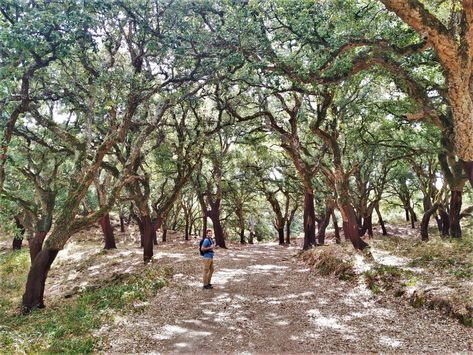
[201,229,215,289]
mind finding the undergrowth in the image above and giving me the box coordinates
[301,245,356,281]
[0,249,170,353]
[375,232,473,280]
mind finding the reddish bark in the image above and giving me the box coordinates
[142,215,153,263]
[100,213,117,249]
[340,204,369,250]
[303,191,316,249]
[28,231,48,263]
[449,190,462,238]
[21,248,59,313]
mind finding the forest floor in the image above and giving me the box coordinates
[1,223,472,353]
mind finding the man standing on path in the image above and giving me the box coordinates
[201,229,215,290]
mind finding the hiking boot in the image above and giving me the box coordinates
[203,284,213,289]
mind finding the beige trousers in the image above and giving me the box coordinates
[203,258,214,286]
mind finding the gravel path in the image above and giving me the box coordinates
[104,242,472,353]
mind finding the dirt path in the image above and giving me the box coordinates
[103,241,472,353]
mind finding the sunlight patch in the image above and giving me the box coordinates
[248,264,289,271]
[379,335,402,348]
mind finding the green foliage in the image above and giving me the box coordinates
[0,250,169,353]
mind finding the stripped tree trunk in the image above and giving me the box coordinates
[21,249,59,313]
[303,189,316,249]
[100,214,117,249]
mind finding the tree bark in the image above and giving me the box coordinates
[249,231,254,244]
[285,220,291,244]
[240,228,246,244]
[100,213,117,249]
[340,204,369,250]
[409,207,416,228]
[119,213,125,232]
[421,203,440,241]
[375,204,387,236]
[332,211,340,244]
[360,215,373,238]
[303,190,316,249]
[405,208,410,222]
[13,238,22,250]
[317,205,334,245]
[277,227,285,245]
[142,215,153,263]
[439,209,450,236]
[28,231,48,263]
[449,190,462,238]
[208,200,226,248]
[21,248,59,313]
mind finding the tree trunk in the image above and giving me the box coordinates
[100,213,117,249]
[439,209,450,236]
[405,208,410,221]
[119,214,125,232]
[285,220,291,244]
[21,248,59,314]
[185,220,190,241]
[240,228,246,244]
[277,226,285,245]
[409,207,416,228]
[332,211,340,244]
[13,216,25,250]
[208,200,226,248]
[340,204,369,250]
[317,205,333,245]
[249,231,254,244]
[375,204,387,236]
[13,238,22,250]
[360,215,373,238]
[449,190,462,238]
[421,203,440,241]
[142,215,153,264]
[202,213,207,238]
[28,231,48,263]
[152,224,158,245]
[303,190,316,249]
[162,227,168,242]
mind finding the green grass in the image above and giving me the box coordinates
[0,249,169,353]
